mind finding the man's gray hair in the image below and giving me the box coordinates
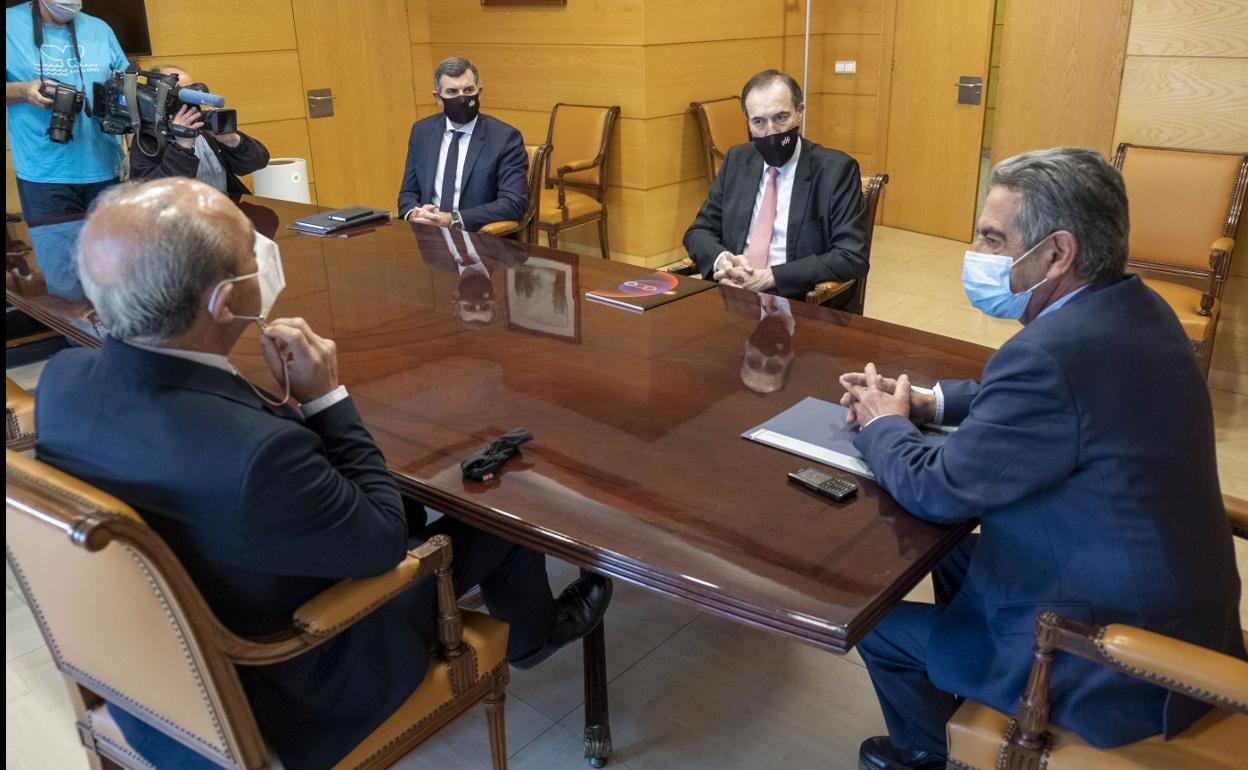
[76,183,242,343]
[434,56,479,91]
[989,147,1129,282]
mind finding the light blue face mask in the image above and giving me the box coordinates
[961,235,1051,320]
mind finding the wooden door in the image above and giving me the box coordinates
[882,0,995,241]
[291,0,416,211]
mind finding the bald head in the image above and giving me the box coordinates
[78,179,253,342]
[154,65,192,88]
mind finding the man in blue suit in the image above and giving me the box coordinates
[35,178,611,769]
[398,56,528,232]
[839,148,1244,770]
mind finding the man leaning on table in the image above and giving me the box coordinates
[838,147,1244,770]
[397,56,528,232]
[683,69,868,307]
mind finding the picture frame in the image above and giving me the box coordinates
[504,252,581,344]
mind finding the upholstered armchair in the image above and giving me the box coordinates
[1112,143,1248,375]
[6,450,513,770]
[480,143,552,244]
[690,96,749,185]
[536,103,620,259]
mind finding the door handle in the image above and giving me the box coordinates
[955,76,983,105]
[307,88,334,118]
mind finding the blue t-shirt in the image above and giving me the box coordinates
[5,5,128,184]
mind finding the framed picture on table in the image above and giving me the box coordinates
[504,252,581,344]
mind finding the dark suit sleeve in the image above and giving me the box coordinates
[217,132,270,177]
[937,380,981,426]
[234,397,408,579]
[770,154,868,298]
[397,123,425,217]
[459,126,528,232]
[853,339,1079,523]
[683,150,735,279]
[126,139,201,181]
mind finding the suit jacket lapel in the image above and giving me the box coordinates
[460,115,487,194]
[785,139,815,261]
[420,118,444,204]
[728,150,763,254]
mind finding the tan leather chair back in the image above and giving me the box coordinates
[1114,144,1247,270]
[544,103,615,189]
[691,97,749,183]
[5,451,263,769]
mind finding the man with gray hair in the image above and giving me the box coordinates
[398,56,527,231]
[838,148,1243,769]
[34,178,612,769]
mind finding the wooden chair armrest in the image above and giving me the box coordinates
[479,220,521,237]
[659,257,699,275]
[293,536,446,639]
[1226,494,1248,538]
[1212,236,1235,253]
[557,157,597,177]
[805,279,855,306]
[1097,623,1248,709]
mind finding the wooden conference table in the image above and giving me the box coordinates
[6,196,989,766]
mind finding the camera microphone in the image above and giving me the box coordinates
[177,88,225,108]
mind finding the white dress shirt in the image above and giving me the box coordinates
[715,140,802,272]
[440,226,489,278]
[432,116,478,212]
[124,340,348,417]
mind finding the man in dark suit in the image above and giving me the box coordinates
[683,69,867,308]
[35,178,612,770]
[838,148,1245,770]
[126,65,270,201]
[398,56,527,232]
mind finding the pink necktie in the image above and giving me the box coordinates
[745,167,779,270]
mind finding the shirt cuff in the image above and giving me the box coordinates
[302,385,349,417]
[933,383,945,425]
[713,251,733,273]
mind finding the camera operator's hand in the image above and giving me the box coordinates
[171,105,205,150]
[210,131,242,148]
[8,80,54,109]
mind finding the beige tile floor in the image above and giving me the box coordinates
[7,226,1247,769]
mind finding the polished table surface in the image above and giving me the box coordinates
[6,196,988,654]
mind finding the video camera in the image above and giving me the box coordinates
[38,80,86,144]
[92,68,237,157]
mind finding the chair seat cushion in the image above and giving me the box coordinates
[1141,278,1219,343]
[83,611,509,770]
[538,188,603,223]
[947,700,1248,770]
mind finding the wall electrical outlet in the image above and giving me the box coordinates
[834,60,858,74]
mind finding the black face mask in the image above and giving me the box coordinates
[442,94,480,125]
[752,126,800,168]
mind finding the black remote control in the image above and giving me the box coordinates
[788,466,858,502]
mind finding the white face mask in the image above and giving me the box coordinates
[209,233,286,325]
[44,0,82,22]
[961,235,1051,320]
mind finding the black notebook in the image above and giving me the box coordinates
[584,271,716,313]
[288,206,390,235]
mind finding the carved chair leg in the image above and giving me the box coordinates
[485,677,508,770]
[548,229,559,250]
[597,214,610,261]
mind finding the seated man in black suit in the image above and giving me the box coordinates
[683,69,868,308]
[34,178,611,770]
[398,56,528,232]
[126,65,271,201]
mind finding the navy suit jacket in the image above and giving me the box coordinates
[855,275,1245,747]
[683,138,868,301]
[35,339,435,769]
[397,112,528,231]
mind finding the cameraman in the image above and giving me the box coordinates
[126,65,270,201]
[5,0,129,222]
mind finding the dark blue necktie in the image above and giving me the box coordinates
[440,130,463,213]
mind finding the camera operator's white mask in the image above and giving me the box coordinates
[44,0,82,22]
[209,233,286,325]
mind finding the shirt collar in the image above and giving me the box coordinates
[444,116,479,136]
[123,340,241,377]
[1038,284,1090,318]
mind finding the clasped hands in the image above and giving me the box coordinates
[406,204,453,228]
[258,317,339,405]
[839,363,936,428]
[713,253,775,292]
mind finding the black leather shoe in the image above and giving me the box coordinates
[509,573,613,670]
[858,736,946,770]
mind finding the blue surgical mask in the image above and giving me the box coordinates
[961,235,1051,320]
[44,0,82,23]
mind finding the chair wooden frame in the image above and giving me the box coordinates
[660,173,889,315]
[1112,142,1248,373]
[536,103,620,259]
[5,452,511,770]
[690,97,745,185]
[480,142,552,244]
[5,376,35,452]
